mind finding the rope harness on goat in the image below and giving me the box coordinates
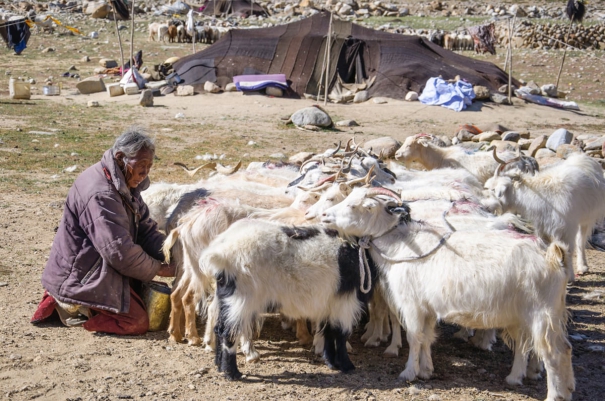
[357,203,455,276]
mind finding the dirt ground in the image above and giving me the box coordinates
[1,11,605,401]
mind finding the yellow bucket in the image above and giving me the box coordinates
[141,281,172,332]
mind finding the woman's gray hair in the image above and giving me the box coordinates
[112,126,156,160]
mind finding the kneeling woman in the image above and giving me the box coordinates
[31,127,174,335]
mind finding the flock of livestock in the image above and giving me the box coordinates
[142,136,605,401]
[148,18,228,44]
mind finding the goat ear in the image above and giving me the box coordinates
[339,182,352,195]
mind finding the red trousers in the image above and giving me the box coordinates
[31,288,149,336]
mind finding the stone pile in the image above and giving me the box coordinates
[452,126,605,168]
[498,21,605,51]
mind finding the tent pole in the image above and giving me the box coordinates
[555,16,575,91]
[507,17,514,104]
[316,35,330,101]
[129,0,135,70]
[324,12,333,106]
[112,6,125,75]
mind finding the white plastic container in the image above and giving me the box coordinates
[123,82,139,95]
[9,78,31,100]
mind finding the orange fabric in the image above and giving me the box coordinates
[82,287,149,335]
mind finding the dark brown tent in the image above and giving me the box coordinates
[174,12,516,100]
[201,0,268,18]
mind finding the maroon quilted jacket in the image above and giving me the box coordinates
[42,149,166,314]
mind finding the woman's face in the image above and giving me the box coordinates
[118,148,154,189]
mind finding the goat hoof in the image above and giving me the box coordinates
[187,337,202,346]
[505,375,523,386]
[384,347,399,358]
[338,360,355,373]
[225,370,243,381]
[398,368,417,382]
[527,372,542,381]
[169,334,183,343]
[297,334,314,346]
[245,352,260,364]
[417,369,433,380]
[364,339,380,348]
[204,344,215,352]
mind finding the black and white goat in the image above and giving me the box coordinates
[200,220,377,379]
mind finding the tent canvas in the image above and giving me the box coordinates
[174,12,517,100]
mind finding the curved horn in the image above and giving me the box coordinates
[215,160,242,175]
[490,146,507,165]
[346,164,375,186]
[344,138,354,152]
[366,187,402,203]
[298,181,332,192]
[328,141,342,157]
[299,158,320,173]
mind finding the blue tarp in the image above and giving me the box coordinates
[419,77,476,112]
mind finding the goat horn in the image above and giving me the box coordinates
[490,146,507,165]
[215,160,241,175]
[344,138,354,152]
[346,164,375,186]
[299,158,319,173]
[366,187,402,203]
[328,141,342,157]
[298,181,332,192]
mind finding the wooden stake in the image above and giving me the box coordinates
[112,8,125,75]
[555,17,575,91]
[324,12,333,106]
[129,0,135,69]
[316,29,330,101]
[507,17,515,104]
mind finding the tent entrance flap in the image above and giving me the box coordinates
[337,37,367,85]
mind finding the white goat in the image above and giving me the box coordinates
[321,186,574,401]
[395,134,515,184]
[483,152,605,279]
[201,219,375,379]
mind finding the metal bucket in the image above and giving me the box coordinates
[43,85,60,96]
[141,281,172,332]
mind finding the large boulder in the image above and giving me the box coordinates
[546,128,573,151]
[362,137,401,159]
[76,77,106,94]
[290,106,332,128]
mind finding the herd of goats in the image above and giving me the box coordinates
[142,135,605,401]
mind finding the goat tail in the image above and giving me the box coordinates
[163,228,180,264]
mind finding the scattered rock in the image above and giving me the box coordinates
[490,93,511,105]
[373,97,388,104]
[87,100,100,107]
[528,134,548,156]
[335,119,359,127]
[555,144,581,159]
[474,131,501,142]
[107,83,124,97]
[534,148,556,159]
[270,153,287,159]
[518,138,532,150]
[288,152,314,165]
[0,282,8,287]
[473,85,490,100]
[501,131,520,142]
[139,89,154,107]
[363,136,401,158]
[175,113,185,119]
[99,58,118,68]
[407,385,422,395]
[541,84,557,97]
[265,87,283,97]
[353,90,369,103]
[176,85,195,96]
[76,77,106,94]
[489,140,519,153]
[584,136,605,151]
[405,91,418,101]
[290,106,332,128]
[204,81,221,93]
[41,47,55,53]
[81,55,90,62]
[225,83,237,92]
[546,128,573,151]
[456,129,475,142]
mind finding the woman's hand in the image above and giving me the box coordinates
[157,262,176,277]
